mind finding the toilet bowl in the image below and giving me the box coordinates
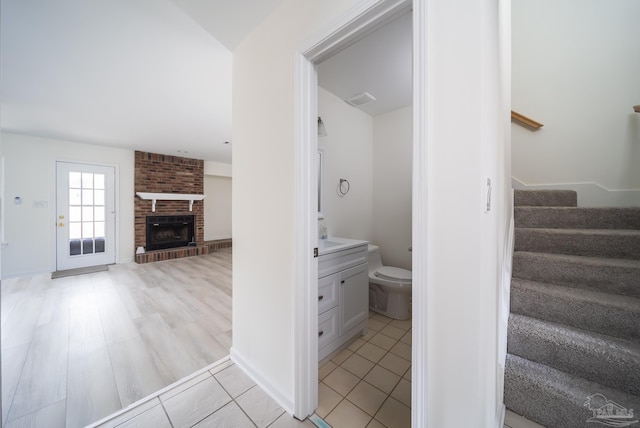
[367,244,412,320]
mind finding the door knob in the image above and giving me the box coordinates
[58,215,65,219]
[58,222,64,227]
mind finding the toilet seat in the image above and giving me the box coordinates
[374,266,412,282]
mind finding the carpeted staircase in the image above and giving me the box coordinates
[505,190,640,427]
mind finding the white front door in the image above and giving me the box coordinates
[56,162,116,270]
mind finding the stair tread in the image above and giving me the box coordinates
[505,354,640,428]
[509,313,640,352]
[515,206,640,229]
[512,278,640,313]
[511,279,640,340]
[512,251,640,297]
[514,251,640,269]
[515,227,640,235]
[514,189,578,207]
[508,313,640,395]
[514,228,640,260]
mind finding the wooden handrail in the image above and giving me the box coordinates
[511,111,543,130]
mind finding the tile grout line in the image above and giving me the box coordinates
[158,400,175,428]
[209,365,261,428]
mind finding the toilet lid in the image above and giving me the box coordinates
[375,266,412,282]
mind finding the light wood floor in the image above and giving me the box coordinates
[1,249,232,428]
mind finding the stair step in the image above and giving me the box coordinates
[510,279,640,340]
[514,189,578,207]
[515,207,640,230]
[512,252,640,298]
[515,228,640,260]
[505,354,640,428]
[507,314,640,396]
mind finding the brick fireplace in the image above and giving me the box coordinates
[134,151,230,263]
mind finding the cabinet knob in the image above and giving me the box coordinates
[341,280,345,284]
[318,331,324,337]
[318,295,324,301]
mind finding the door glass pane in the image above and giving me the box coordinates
[69,189,81,205]
[82,189,93,205]
[82,222,94,238]
[82,206,94,222]
[94,174,105,189]
[69,206,81,222]
[94,189,105,206]
[69,172,82,188]
[94,208,105,222]
[82,173,93,189]
[95,222,105,238]
[69,223,81,239]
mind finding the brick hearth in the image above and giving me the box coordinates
[135,239,232,263]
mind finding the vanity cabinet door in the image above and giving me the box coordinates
[339,263,369,335]
[318,274,339,314]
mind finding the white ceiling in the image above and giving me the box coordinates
[318,11,412,117]
[1,0,410,163]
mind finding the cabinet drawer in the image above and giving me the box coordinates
[318,274,338,314]
[318,244,368,278]
[318,306,339,350]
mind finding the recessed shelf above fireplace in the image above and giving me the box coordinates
[136,192,206,212]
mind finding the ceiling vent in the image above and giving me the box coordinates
[345,92,376,107]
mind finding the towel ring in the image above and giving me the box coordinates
[338,178,350,196]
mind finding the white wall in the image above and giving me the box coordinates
[232,0,367,413]
[414,0,510,425]
[318,86,373,242]
[204,175,232,240]
[204,161,232,177]
[0,133,135,278]
[372,106,412,270]
[512,0,640,201]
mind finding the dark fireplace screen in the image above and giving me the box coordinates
[146,215,195,251]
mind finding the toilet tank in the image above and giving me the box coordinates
[367,244,383,272]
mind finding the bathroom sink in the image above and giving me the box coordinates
[317,237,368,255]
[318,239,341,251]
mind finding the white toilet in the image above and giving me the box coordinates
[367,244,412,320]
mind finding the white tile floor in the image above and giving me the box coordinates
[91,358,315,428]
[88,312,543,428]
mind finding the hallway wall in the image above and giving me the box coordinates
[512,0,640,200]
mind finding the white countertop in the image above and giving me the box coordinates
[317,236,368,256]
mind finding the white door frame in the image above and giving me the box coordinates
[292,0,416,419]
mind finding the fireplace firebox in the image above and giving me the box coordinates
[145,215,195,251]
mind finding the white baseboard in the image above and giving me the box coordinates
[204,235,232,241]
[1,268,51,280]
[230,347,294,416]
[512,177,640,207]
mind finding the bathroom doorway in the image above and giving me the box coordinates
[313,8,414,426]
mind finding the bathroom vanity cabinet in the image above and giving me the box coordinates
[318,240,369,361]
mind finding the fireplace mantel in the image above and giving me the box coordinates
[136,192,206,212]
